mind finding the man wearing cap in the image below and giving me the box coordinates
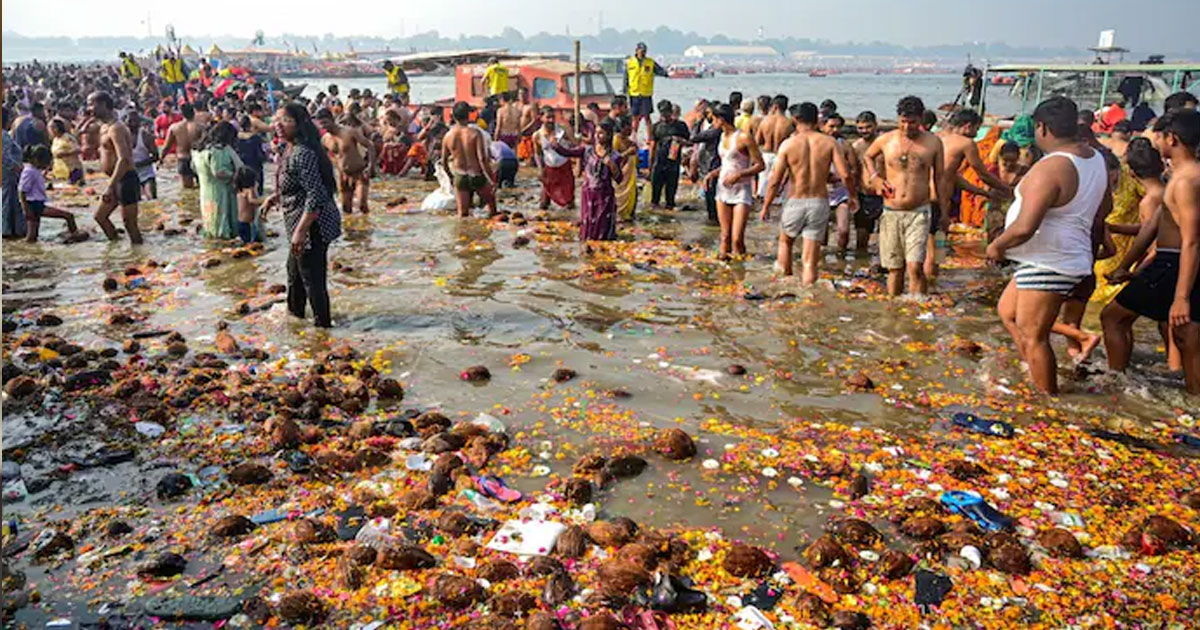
[623,43,668,142]
[483,57,510,98]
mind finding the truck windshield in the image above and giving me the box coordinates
[564,72,615,97]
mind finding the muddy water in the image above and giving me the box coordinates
[1,162,1192,623]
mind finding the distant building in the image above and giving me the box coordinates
[683,45,779,59]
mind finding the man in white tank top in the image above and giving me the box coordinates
[986,97,1113,395]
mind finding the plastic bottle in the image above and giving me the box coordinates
[460,488,502,512]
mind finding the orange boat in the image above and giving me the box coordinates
[436,59,615,117]
[808,69,829,78]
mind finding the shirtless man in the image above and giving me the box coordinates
[932,108,1009,278]
[78,112,102,161]
[851,111,884,251]
[864,96,949,296]
[1102,109,1200,393]
[193,99,213,127]
[821,113,860,256]
[316,108,374,214]
[159,103,203,188]
[495,91,522,149]
[761,102,856,284]
[89,91,142,245]
[755,95,794,202]
[442,101,498,218]
[749,95,771,138]
[1100,120,1133,158]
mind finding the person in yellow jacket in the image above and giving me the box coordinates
[622,42,667,142]
[482,57,510,97]
[118,52,142,83]
[160,53,187,102]
[382,60,409,96]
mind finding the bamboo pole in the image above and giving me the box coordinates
[574,40,581,135]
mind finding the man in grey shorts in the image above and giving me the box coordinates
[761,102,855,284]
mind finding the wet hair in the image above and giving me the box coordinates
[949,109,981,128]
[713,103,735,125]
[1032,96,1079,139]
[657,99,672,115]
[1112,119,1132,135]
[1125,137,1164,178]
[825,113,845,128]
[501,91,514,103]
[314,107,334,122]
[729,91,743,109]
[279,102,337,191]
[921,110,938,129]
[90,91,115,111]
[201,121,237,149]
[1077,109,1096,127]
[22,144,52,168]
[998,141,1021,157]
[820,99,837,114]
[771,94,789,112]
[587,102,601,112]
[50,118,68,135]
[452,101,472,123]
[896,95,924,118]
[239,114,252,131]
[540,105,555,116]
[598,118,615,139]
[181,103,195,120]
[1155,109,1200,149]
[856,110,877,124]
[790,102,818,124]
[1164,91,1198,113]
[615,115,632,133]
[235,166,259,191]
[610,95,626,109]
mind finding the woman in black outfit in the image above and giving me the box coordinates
[262,103,342,327]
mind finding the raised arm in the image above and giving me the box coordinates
[965,142,1008,193]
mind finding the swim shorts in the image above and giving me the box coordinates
[630,96,653,118]
[455,172,489,193]
[878,206,929,269]
[1114,250,1200,322]
[178,155,195,179]
[780,197,830,241]
[929,204,942,236]
[25,200,45,217]
[855,194,884,230]
[1013,263,1087,296]
[118,170,140,205]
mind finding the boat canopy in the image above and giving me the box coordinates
[981,62,1199,117]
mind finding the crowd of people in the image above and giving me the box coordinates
[3,52,1200,398]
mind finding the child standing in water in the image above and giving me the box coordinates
[19,145,79,242]
[235,167,263,244]
[986,141,1028,244]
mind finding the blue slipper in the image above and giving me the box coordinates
[951,412,1014,438]
[940,490,1013,532]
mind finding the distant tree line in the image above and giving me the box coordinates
[3,27,1194,63]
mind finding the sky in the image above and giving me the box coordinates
[3,0,1199,52]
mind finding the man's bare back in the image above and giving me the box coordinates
[871,129,943,210]
[776,129,841,198]
[443,124,486,176]
[757,114,794,153]
[497,103,520,136]
[167,120,201,155]
[325,126,370,176]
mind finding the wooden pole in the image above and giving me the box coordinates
[574,40,581,135]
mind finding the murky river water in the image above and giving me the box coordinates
[3,162,1196,626]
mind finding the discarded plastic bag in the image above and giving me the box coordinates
[485,519,565,556]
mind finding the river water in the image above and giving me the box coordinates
[3,150,1198,626]
[291,72,1028,118]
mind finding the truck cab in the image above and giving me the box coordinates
[451,59,615,115]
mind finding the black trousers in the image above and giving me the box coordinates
[287,235,332,328]
[498,159,518,188]
[651,161,681,207]
[705,177,718,223]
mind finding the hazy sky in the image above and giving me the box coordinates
[4,0,1198,52]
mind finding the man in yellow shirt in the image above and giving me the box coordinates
[160,53,187,103]
[382,60,409,96]
[483,57,510,97]
[622,42,667,142]
[118,52,142,84]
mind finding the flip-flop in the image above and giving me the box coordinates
[951,412,1014,438]
[474,475,522,503]
[940,491,1013,532]
[781,562,837,604]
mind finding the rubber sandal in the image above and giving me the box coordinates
[474,475,522,503]
[940,490,1013,532]
[951,412,1014,438]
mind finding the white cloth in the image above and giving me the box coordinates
[538,128,568,168]
[1005,149,1107,277]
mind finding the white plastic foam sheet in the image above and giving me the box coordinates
[485,519,566,557]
